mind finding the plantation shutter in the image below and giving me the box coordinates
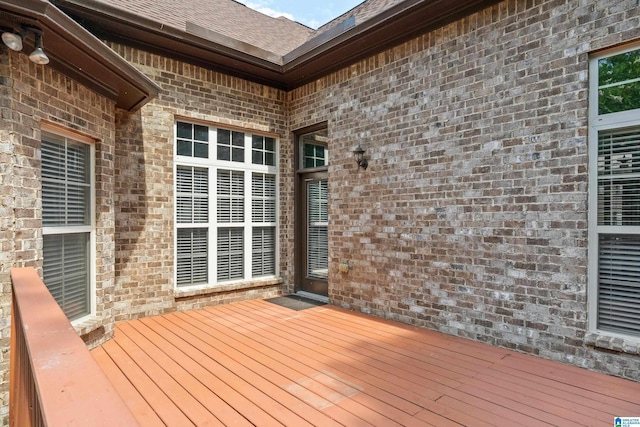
[217,170,244,223]
[307,180,328,280]
[177,166,209,223]
[251,173,276,277]
[252,227,275,277]
[41,137,91,320]
[251,173,276,223]
[218,228,244,280]
[176,228,208,286]
[176,122,278,286]
[597,126,640,336]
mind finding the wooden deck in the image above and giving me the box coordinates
[92,298,640,426]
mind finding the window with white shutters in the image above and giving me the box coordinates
[252,173,276,277]
[217,170,244,223]
[589,43,640,339]
[175,121,278,288]
[41,132,93,321]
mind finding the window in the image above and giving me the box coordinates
[589,43,640,339]
[41,132,94,321]
[175,121,278,288]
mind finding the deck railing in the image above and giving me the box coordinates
[10,267,138,426]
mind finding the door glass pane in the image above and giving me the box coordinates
[300,129,328,169]
[307,179,328,280]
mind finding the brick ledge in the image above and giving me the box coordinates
[585,332,640,355]
[174,278,283,299]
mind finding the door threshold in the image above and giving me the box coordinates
[296,291,329,304]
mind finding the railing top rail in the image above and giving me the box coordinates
[11,267,139,426]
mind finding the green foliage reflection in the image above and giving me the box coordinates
[599,49,640,114]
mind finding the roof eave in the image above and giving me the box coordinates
[54,0,502,91]
[0,0,160,111]
[281,0,503,88]
[53,0,291,89]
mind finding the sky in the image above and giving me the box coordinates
[236,0,364,29]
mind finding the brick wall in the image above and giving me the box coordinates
[288,0,640,380]
[109,45,293,321]
[0,46,118,424]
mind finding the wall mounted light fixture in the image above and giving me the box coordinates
[2,26,49,65]
[28,31,49,65]
[1,29,25,51]
[352,144,368,171]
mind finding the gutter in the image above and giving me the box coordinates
[52,0,502,90]
[0,0,160,111]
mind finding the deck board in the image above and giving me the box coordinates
[93,299,640,426]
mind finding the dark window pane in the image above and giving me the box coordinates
[265,152,275,166]
[217,145,230,161]
[194,142,208,158]
[304,144,314,156]
[305,158,315,168]
[194,125,209,142]
[218,129,230,144]
[315,146,325,158]
[232,131,245,147]
[177,122,192,139]
[265,138,275,152]
[232,147,245,162]
[252,150,263,165]
[252,135,263,149]
[316,158,325,167]
[177,140,192,156]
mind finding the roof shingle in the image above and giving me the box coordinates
[92,0,314,55]
[314,0,403,34]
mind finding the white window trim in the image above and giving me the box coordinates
[41,129,96,324]
[174,121,279,291]
[587,41,640,341]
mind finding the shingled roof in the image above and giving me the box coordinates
[88,0,313,56]
[315,0,402,34]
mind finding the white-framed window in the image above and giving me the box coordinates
[588,42,640,339]
[41,130,95,321]
[175,121,278,288]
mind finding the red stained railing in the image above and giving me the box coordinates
[10,267,138,426]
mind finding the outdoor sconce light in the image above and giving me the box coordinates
[1,29,25,51]
[2,26,49,65]
[28,32,49,65]
[353,144,368,171]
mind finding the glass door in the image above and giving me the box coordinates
[296,127,329,297]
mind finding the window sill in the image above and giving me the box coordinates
[72,315,101,335]
[585,332,640,355]
[175,277,283,299]
[72,315,109,348]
